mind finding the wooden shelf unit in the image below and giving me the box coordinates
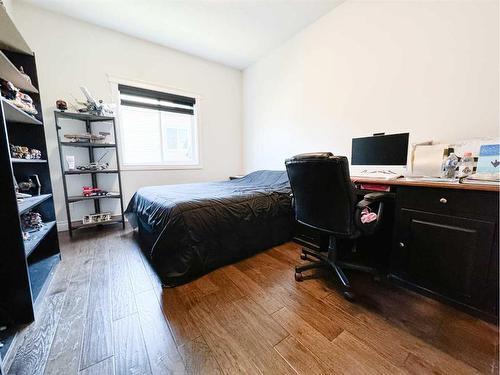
[0,7,61,359]
[55,111,125,237]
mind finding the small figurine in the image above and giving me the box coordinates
[18,178,36,192]
[21,211,43,231]
[13,177,32,200]
[10,144,30,159]
[74,87,115,116]
[17,174,41,196]
[82,212,112,225]
[0,79,37,115]
[56,100,68,111]
[64,133,106,143]
[98,132,111,143]
[10,144,42,159]
[30,148,42,159]
[18,66,32,85]
[76,161,109,171]
[0,79,17,100]
[76,151,110,171]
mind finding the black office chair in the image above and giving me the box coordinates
[285,152,391,300]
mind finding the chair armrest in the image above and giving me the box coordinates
[355,192,393,235]
[356,192,393,209]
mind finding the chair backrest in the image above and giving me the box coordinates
[285,152,357,236]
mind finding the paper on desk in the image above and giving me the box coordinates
[412,143,448,177]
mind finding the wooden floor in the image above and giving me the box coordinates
[5,227,499,375]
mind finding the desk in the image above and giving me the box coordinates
[295,177,499,322]
[351,176,500,193]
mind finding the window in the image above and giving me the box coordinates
[118,84,199,168]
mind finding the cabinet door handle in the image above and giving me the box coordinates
[399,242,405,248]
[439,198,447,204]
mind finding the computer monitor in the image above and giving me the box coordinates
[351,133,409,167]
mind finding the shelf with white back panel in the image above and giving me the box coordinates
[1,97,42,125]
[24,221,56,257]
[0,50,38,93]
[55,111,125,237]
[0,6,32,55]
[17,193,52,214]
[0,6,60,355]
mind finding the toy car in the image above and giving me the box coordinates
[82,186,108,197]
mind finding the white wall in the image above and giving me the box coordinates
[243,0,499,171]
[2,0,13,15]
[10,2,243,228]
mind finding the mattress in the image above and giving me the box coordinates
[125,170,294,286]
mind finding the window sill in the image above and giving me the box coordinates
[120,164,203,171]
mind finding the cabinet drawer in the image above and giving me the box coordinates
[392,208,496,306]
[398,187,498,219]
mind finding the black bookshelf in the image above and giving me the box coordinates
[0,6,61,368]
[55,111,125,237]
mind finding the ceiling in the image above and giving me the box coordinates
[19,0,343,69]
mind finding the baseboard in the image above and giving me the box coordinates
[57,220,69,232]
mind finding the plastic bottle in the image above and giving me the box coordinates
[443,152,459,179]
[440,148,449,177]
[458,152,474,178]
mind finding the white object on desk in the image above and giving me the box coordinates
[411,143,449,177]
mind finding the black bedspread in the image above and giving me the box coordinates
[125,170,293,286]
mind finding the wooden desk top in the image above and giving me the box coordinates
[351,177,500,192]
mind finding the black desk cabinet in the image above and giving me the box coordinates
[390,187,499,322]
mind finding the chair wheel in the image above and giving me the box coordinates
[300,253,307,260]
[295,272,304,282]
[343,291,355,301]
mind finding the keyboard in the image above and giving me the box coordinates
[350,170,403,180]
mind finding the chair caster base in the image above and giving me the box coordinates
[343,291,355,301]
[295,272,304,282]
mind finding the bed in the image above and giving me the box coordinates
[125,170,294,286]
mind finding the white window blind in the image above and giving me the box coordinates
[118,85,199,167]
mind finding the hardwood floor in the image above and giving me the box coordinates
[4,227,499,375]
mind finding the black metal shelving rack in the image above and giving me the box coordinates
[0,5,61,369]
[54,111,125,237]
